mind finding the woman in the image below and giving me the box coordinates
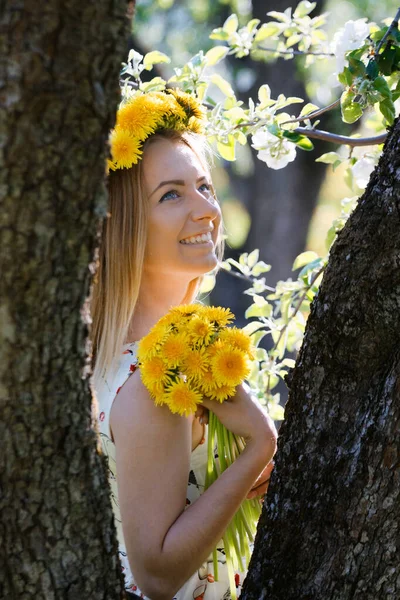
[92,90,277,600]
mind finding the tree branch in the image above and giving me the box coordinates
[280,99,340,125]
[270,266,325,360]
[376,7,400,54]
[256,45,334,57]
[220,265,275,291]
[293,127,387,147]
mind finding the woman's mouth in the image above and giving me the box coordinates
[179,232,213,245]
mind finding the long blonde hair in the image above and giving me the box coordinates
[91,129,223,384]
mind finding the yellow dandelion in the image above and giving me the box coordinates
[206,339,224,358]
[157,312,180,328]
[200,306,235,327]
[209,383,236,403]
[188,316,214,345]
[170,89,206,121]
[170,304,200,318]
[164,380,203,417]
[140,356,172,392]
[219,327,255,358]
[188,116,205,134]
[110,128,142,169]
[199,369,218,395]
[211,347,250,387]
[137,324,170,361]
[117,99,159,139]
[183,348,210,380]
[161,333,189,368]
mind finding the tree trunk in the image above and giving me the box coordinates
[0,2,130,598]
[242,118,400,599]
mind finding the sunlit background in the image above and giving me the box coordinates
[132,0,397,285]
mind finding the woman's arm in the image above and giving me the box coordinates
[111,375,276,600]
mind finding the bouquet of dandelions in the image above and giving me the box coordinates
[137,304,261,598]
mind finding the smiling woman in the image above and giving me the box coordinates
[91,90,277,600]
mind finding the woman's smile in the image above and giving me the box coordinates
[179,231,214,245]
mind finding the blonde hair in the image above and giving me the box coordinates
[91,129,223,384]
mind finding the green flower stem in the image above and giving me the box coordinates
[223,533,238,600]
[205,412,262,597]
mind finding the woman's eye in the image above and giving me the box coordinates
[198,183,211,193]
[160,190,179,202]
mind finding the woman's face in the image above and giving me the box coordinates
[142,137,221,280]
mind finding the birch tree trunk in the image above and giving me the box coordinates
[0,2,130,598]
[242,118,400,599]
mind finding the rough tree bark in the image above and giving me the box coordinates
[0,2,130,598]
[242,118,400,599]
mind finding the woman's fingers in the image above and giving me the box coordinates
[246,461,275,499]
[195,405,209,425]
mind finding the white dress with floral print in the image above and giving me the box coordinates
[96,342,245,600]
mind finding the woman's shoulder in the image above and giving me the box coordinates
[95,342,140,436]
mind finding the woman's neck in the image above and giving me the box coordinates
[125,273,195,342]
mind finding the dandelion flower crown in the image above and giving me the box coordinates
[108,89,206,171]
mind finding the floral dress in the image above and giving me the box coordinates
[96,341,245,600]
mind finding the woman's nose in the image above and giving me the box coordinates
[191,189,221,222]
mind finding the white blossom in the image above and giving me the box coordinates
[332,19,370,74]
[351,155,377,189]
[251,128,297,170]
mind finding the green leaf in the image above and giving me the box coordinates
[252,261,271,276]
[347,46,367,61]
[286,34,302,48]
[299,257,324,280]
[242,321,266,335]
[210,73,234,97]
[219,260,231,271]
[294,0,316,17]
[223,14,239,35]
[347,57,365,77]
[205,45,229,66]
[255,348,268,361]
[379,98,396,125]
[295,136,314,151]
[373,76,392,99]
[258,84,272,104]
[282,131,314,151]
[247,18,260,32]
[268,403,285,421]
[199,273,216,294]
[267,10,290,23]
[209,28,230,41]
[254,22,281,42]
[325,224,337,250]
[376,46,397,76]
[217,135,236,161]
[245,302,272,319]
[366,59,379,79]
[341,90,363,124]
[281,358,296,368]
[140,77,167,92]
[299,102,319,117]
[247,249,259,268]
[292,250,319,270]
[338,67,353,87]
[143,51,170,70]
[316,152,342,164]
[250,330,267,347]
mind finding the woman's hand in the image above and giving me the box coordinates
[201,384,277,460]
[246,461,274,500]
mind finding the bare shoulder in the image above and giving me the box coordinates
[110,370,191,445]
